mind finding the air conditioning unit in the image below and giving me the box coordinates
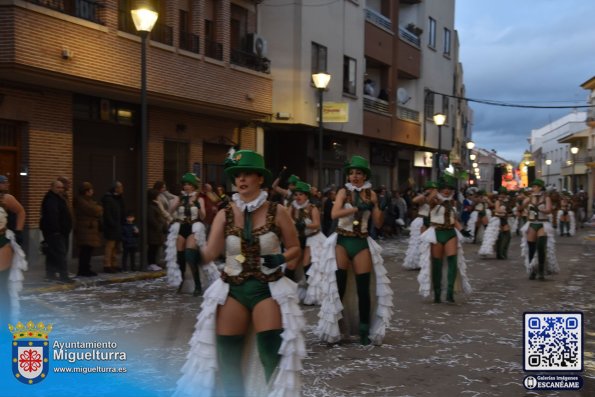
[247,33,268,58]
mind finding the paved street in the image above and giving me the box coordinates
[10,227,595,396]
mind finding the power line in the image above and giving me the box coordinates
[429,90,594,109]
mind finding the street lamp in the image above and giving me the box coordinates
[433,113,446,175]
[312,72,331,189]
[469,153,476,161]
[132,4,158,270]
[466,140,475,150]
[544,159,552,186]
[570,146,579,193]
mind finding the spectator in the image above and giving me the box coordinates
[147,188,167,270]
[201,182,220,230]
[101,181,125,273]
[40,179,74,283]
[74,182,102,277]
[0,175,26,246]
[121,211,139,271]
[216,185,230,209]
[364,79,375,96]
[153,180,178,224]
[321,188,337,236]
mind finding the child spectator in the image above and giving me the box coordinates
[121,211,139,271]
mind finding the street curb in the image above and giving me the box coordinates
[23,271,166,294]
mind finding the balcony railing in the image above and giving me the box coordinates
[230,48,270,73]
[151,22,173,46]
[26,0,104,24]
[364,8,392,31]
[179,31,199,54]
[205,40,223,61]
[397,106,420,122]
[399,27,421,47]
[363,95,390,114]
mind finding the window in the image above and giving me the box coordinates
[311,42,328,75]
[424,90,435,120]
[428,17,436,48]
[443,28,451,56]
[343,57,357,95]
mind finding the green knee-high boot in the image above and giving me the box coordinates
[446,255,458,303]
[185,248,202,296]
[496,232,504,259]
[431,258,443,303]
[501,231,511,259]
[537,236,547,280]
[217,334,245,397]
[256,329,283,383]
[355,272,371,345]
[335,269,347,300]
[176,251,186,293]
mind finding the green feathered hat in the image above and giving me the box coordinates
[424,180,438,189]
[224,150,273,186]
[437,174,456,190]
[287,174,301,185]
[181,172,200,188]
[344,155,371,178]
[294,181,311,196]
[530,179,545,188]
[498,186,507,194]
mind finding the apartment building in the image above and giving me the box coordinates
[0,0,272,257]
[260,0,466,191]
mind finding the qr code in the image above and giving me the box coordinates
[524,312,582,371]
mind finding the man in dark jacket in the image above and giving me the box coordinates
[101,181,125,273]
[40,179,74,283]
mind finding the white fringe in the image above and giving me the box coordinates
[7,229,28,320]
[402,217,423,269]
[417,227,472,299]
[302,232,327,305]
[465,211,478,241]
[314,233,393,345]
[557,210,576,236]
[165,222,182,287]
[520,222,559,274]
[478,216,500,256]
[173,277,305,397]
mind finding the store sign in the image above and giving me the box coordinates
[414,151,433,168]
[323,102,349,123]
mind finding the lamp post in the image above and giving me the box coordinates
[570,146,579,193]
[132,4,158,270]
[312,72,331,189]
[544,159,552,186]
[433,113,446,177]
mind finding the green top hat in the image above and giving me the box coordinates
[287,174,301,185]
[181,172,200,188]
[424,181,438,189]
[294,181,311,195]
[344,155,371,178]
[224,150,272,186]
[530,179,545,188]
[498,186,507,194]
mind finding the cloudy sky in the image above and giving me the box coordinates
[455,0,595,163]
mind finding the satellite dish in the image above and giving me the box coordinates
[397,88,410,104]
[254,36,267,57]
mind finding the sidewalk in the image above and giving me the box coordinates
[21,254,166,294]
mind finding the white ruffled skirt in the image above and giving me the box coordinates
[417,227,472,299]
[520,221,559,274]
[165,222,219,289]
[5,229,28,321]
[301,231,327,305]
[314,233,393,345]
[173,277,306,397]
[402,216,424,269]
[557,210,576,236]
[478,216,501,256]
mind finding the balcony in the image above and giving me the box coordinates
[230,49,270,73]
[397,106,420,123]
[399,26,420,47]
[364,8,392,32]
[205,40,223,61]
[364,95,390,115]
[179,31,199,54]
[26,0,104,24]
[118,10,172,46]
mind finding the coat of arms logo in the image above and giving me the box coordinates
[9,321,52,384]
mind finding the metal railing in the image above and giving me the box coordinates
[205,40,223,61]
[363,95,390,114]
[26,0,104,24]
[364,8,392,31]
[397,106,420,122]
[399,27,420,47]
[230,48,270,73]
[179,31,199,54]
